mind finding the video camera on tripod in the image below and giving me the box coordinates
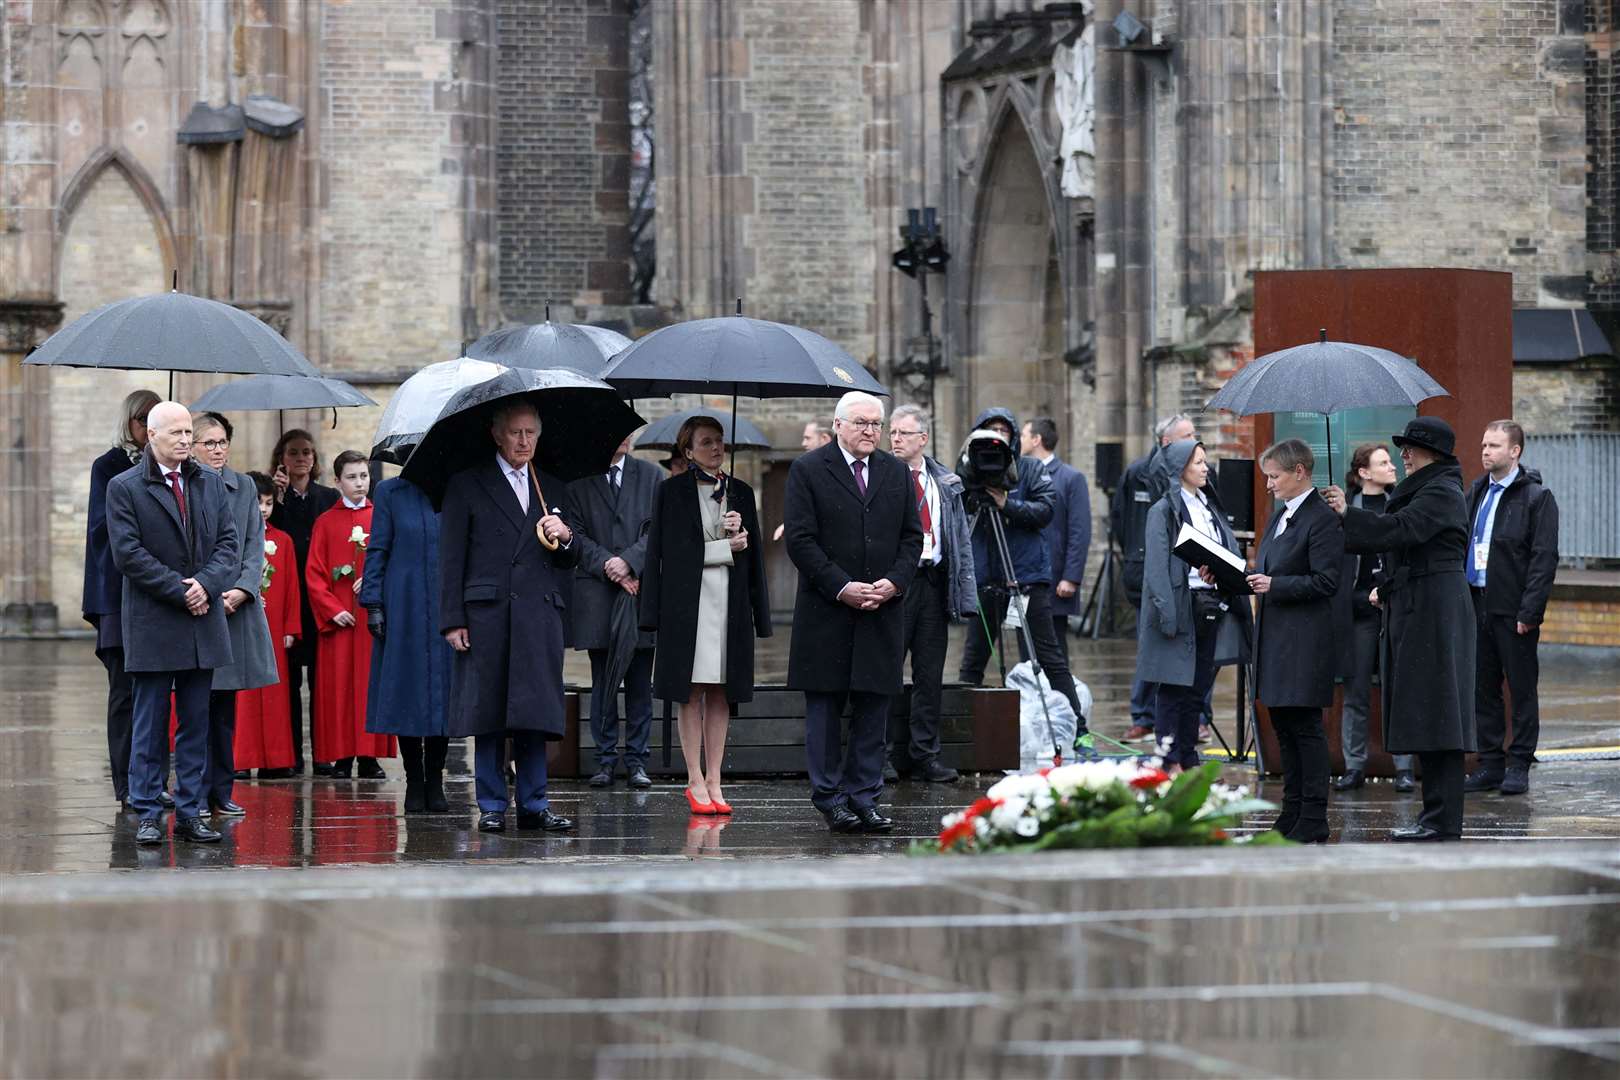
[955,426,1020,515]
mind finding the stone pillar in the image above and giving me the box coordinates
[0,302,66,636]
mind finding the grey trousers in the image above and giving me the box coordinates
[1341,614,1414,773]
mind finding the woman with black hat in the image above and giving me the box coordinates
[1325,416,1476,841]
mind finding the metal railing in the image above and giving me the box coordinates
[1524,433,1620,565]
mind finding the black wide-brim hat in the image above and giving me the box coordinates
[1390,415,1457,459]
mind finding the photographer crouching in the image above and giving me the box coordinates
[955,408,1093,754]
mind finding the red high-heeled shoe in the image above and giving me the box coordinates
[686,786,717,815]
[711,797,733,815]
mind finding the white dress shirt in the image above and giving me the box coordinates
[1471,465,1519,586]
[1180,486,1219,590]
[498,453,529,513]
[342,495,368,511]
[1273,488,1313,537]
[912,464,942,565]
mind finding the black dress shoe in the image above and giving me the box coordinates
[174,816,221,843]
[627,767,652,790]
[1390,824,1459,842]
[135,819,162,845]
[1499,765,1530,796]
[312,763,338,778]
[331,759,355,779]
[1286,821,1330,844]
[233,770,251,780]
[854,806,895,834]
[356,757,386,780]
[210,800,247,818]
[1463,768,1504,793]
[882,761,900,784]
[1393,770,1416,793]
[588,768,613,788]
[1332,770,1365,791]
[477,812,506,832]
[157,790,176,809]
[920,761,959,783]
[516,809,574,832]
[825,806,863,834]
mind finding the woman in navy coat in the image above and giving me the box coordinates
[360,474,453,813]
[83,388,163,808]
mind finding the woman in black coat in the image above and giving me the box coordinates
[83,388,163,808]
[640,416,771,815]
[267,428,339,774]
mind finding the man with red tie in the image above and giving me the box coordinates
[105,402,240,845]
[884,405,978,783]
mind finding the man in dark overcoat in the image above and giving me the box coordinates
[785,391,923,834]
[105,402,240,845]
[439,399,578,833]
[564,433,661,789]
[1326,416,1476,841]
[1248,438,1343,843]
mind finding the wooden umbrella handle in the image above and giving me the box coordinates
[528,462,559,550]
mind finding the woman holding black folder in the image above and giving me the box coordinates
[1136,439,1251,773]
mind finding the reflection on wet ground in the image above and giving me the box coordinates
[2,638,1618,1076]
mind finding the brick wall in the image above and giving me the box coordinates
[1512,362,1620,433]
[318,0,466,369]
[1588,2,1619,313]
[495,0,631,319]
[1541,597,1620,647]
[1332,1,1588,306]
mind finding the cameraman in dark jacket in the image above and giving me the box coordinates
[1463,420,1560,797]
[956,407,1090,749]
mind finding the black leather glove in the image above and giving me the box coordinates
[366,607,385,640]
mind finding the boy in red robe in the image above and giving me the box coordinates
[234,472,301,777]
[305,451,395,777]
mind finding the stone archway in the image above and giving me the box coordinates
[963,116,1065,432]
[48,164,169,623]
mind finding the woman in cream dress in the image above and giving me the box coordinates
[641,416,772,815]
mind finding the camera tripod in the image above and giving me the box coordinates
[966,500,1063,766]
[1078,510,1122,639]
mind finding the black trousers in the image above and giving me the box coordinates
[1417,749,1465,837]
[98,646,136,802]
[588,646,654,771]
[287,653,314,770]
[960,583,1086,727]
[1155,609,1218,769]
[1473,595,1541,768]
[1270,706,1329,826]
[805,690,888,815]
[890,566,949,771]
[205,690,237,808]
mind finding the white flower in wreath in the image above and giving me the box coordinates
[263,538,278,557]
[1014,816,1041,838]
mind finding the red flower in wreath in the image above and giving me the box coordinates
[937,796,1004,850]
[1130,768,1172,790]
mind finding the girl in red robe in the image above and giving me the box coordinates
[304,451,396,777]
[233,473,301,776]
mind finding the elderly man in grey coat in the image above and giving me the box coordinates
[106,402,240,845]
[192,412,278,818]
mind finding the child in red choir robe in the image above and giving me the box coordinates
[304,451,396,778]
[233,472,301,777]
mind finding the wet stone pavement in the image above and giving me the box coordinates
[2,636,1619,1076]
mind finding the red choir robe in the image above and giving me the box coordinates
[305,501,395,762]
[233,524,301,770]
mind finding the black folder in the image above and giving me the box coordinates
[1172,523,1252,595]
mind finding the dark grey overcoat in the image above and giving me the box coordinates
[1251,491,1343,708]
[563,454,661,651]
[639,469,772,703]
[105,450,240,673]
[438,459,579,738]
[209,465,278,692]
[784,442,922,695]
[1342,459,1477,754]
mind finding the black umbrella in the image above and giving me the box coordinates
[1204,329,1451,481]
[465,315,631,377]
[599,308,888,483]
[635,408,771,452]
[599,589,642,731]
[400,367,645,509]
[190,373,375,411]
[24,285,321,396]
